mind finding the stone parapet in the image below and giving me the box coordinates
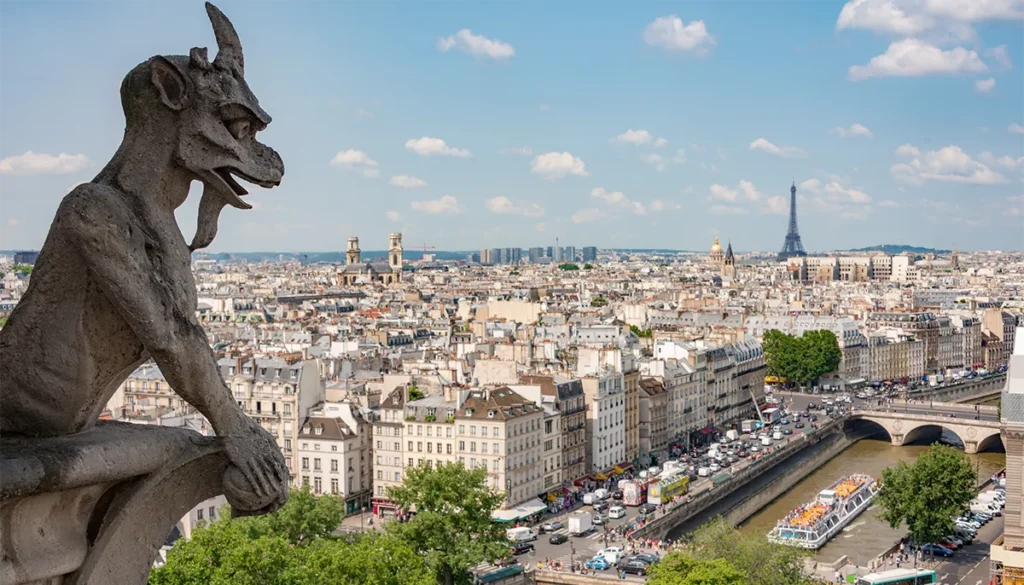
[1,421,232,585]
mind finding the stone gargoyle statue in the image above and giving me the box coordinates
[0,1,288,521]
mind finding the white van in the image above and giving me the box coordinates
[609,505,627,519]
[971,501,1000,516]
[583,492,597,505]
[593,488,610,501]
[698,467,711,477]
[772,431,783,441]
[760,436,772,446]
[506,527,537,542]
[978,491,1004,505]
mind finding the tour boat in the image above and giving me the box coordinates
[767,474,878,550]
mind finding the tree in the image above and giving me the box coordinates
[386,462,508,585]
[149,489,432,585]
[650,555,748,585]
[558,263,580,271]
[408,385,425,401]
[583,263,594,269]
[631,325,653,338]
[675,519,811,585]
[876,443,976,548]
[591,297,608,307]
[762,329,841,387]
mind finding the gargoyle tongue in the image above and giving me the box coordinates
[190,184,230,252]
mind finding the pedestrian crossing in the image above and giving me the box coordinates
[547,527,616,540]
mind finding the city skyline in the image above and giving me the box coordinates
[1,1,1022,253]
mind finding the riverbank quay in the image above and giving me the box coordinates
[631,414,857,541]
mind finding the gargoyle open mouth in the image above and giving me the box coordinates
[211,167,279,210]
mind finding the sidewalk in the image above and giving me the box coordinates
[338,510,385,533]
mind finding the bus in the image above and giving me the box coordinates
[474,565,524,585]
[856,569,937,585]
[648,471,689,506]
[623,481,647,506]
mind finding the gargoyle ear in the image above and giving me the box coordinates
[190,47,212,70]
[149,56,191,111]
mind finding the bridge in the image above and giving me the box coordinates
[850,402,1002,454]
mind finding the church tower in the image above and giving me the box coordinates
[722,241,736,279]
[388,232,403,281]
[709,236,724,266]
[346,237,361,265]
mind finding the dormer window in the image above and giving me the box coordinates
[302,424,311,434]
[488,410,496,418]
[315,426,323,436]
[260,368,267,376]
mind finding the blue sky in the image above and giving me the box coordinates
[1,0,1022,253]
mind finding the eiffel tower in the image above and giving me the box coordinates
[777,181,807,261]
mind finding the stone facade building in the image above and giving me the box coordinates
[297,401,372,513]
[370,386,405,517]
[520,374,587,483]
[581,371,626,475]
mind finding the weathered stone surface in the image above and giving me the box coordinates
[0,3,288,583]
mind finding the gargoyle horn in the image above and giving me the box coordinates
[205,2,244,76]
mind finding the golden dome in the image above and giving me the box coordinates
[710,236,722,254]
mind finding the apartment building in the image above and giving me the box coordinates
[868,333,925,381]
[984,309,1018,368]
[296,400,372,513]
[220,357,323,484]
[868,312,939,373]
[638,378,668,458]
[403,395,458,469]
[540,403,563,490]
[623,363,641,464]
[581,372,626,475]
[371,386,405,517]
[951,315,983,369]
[455,387,544,508]
[520,374,587,483]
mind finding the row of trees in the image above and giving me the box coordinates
[151,463,510,585]
[762,329,842,387]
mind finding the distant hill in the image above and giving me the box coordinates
[845,245,951,255]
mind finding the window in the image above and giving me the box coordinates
[394,442,400,451]
[471,442,477,453]
[470,458,476,468]
[408,441,413,451]
[302,476,310,488]
[446,427,452,438]
[427,443,433,453]
[417,442,422,452]
[301,457,309,471]
[417,425,422,436]
[494,427,500,437]
[492,459,499,471]
[331,459,339,473]
[437,443,442,454]
[426,426,432,437]
[331,445,338,452]
[301,443,308,450]
[446,444,452,454]
[331,478,339,494]
[459,440,465,451]
[470,425,476,436]
[376,440,382,450]
[284,404,291,416]
[408,458,414,467]
[284,439,291,451]
[377,470,383,480]
[376,455,382,465]
[314,458,321,471]
[459,425,465,434]
[314,444,320,451]
[197,508,204,521]
[314,477,322,494]
[395,472,401,481]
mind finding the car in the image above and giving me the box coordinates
[510,541,534,556]
[617,560,649,575]
[598,546,624,557]
[794,422,805,429]
[609,506,627,519]
[921,543,954,558]
[783,428,793,435]
[593,514,608,525]
[808,402,817,410]
[586,557,611,571]
[541,520,563,532]
[780,418,790,425]
[593,501,610,513]
[634,552,661,565]
[549,533,568,545]
[612,489,624,500]
[809,415,818,421]
[941,536,963,549]
[639,503,657,515]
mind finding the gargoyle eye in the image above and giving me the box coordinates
[227,118,251,140]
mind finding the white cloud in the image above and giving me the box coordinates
[891,144,1007,185]
[613,129,653,145]
[879,200,901,207]
[385,210,403,222]
[570,208,606,224]
[410,194,465,215]
[535,222,547,232]
[985,45,1012,69]
[848,39,988,80]
[7,218,23,227]
[710,205,746,215]
[644,153,667,171]
[389,175,427,188]
[591,187,647,215]
[764,196,789,215]
[823,181,873,204]
[486,196,545,217]
[437,29,515,60]
[531,152,589,180]
[498,147,533,156]
[836,0,1024,42]
[799,178,822,193]
[749,138,806,158]
[829,123,874,138]
[643,15,716,55]
[836,0,934,36]
[980,151,1024,169]
[649,199,682,212]
[975,77,996,93]
[654,138,668,148]
[1009,123,1024,135]
[0,151,90,175]
[329,149,380,178]
[405,137,472,158]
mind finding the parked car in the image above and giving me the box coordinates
[783,428,793,435]
[541,520,563,532]
[549,533,568,545]
[639,503,657,515]
[634,552,661,565]
[921,543,954,558]
[586,557,611,571]
[593,514,608,526]
[593,501,610,513]
[617,559,649,575]
[794,422,805,429]
[510,541,534,556]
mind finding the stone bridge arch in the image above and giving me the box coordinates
[851,411,1002,454]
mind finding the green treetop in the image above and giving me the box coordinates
[762,329,841,386]
[558,263,580,271]
[876,443,976,547]
[386,462,509,585]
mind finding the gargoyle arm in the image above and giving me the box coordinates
[62,187,247,436]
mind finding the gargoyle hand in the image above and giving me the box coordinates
[221,419,289,516]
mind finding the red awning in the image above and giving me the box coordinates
[700,427,713,435]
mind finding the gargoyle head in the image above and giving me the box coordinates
[120,2,284,250]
